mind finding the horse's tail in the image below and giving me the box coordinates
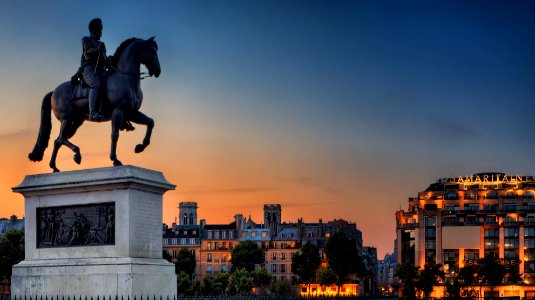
[28,91,53,162]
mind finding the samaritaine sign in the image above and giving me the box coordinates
[437,173,534,184]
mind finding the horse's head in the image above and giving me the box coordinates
[141,37,161,78]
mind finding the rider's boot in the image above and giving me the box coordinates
[88,88,105,122]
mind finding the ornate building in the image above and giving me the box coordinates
[162,202,201,277]
[199,220,238,276]
[396,172,535,297]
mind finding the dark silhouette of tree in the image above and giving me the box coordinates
[230,240,264,272]
[317,267,338,286]
[291,242,321,283]
[229,268,253,294]
[477,256,507,297]
[176,248,196,278]
[395,262,419,299]
[415,263,444,298]
[177,271,193,295]
[269,278,298,296]
[0,230,24,282]
[252,268,272,294]
[324,232,365,285]
[162,249,173,262]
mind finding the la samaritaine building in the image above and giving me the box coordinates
[396,172,535,297]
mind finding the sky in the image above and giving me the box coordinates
[0,0,535,257]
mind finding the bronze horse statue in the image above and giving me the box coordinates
[28,37,161,172]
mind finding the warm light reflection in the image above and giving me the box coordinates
[299,284,358,297]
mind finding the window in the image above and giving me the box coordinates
[208,242,212,250]
[526,228,535,237]
[221,265,227,273]
[261,231,268,237]
[485,228,499,238]
[504,228,519,238]
[444,205,459,212]
[504,203,517,212]
[181,238,186,245]
[425,217,436,227]
[466,215,478,224]
[251,231,257,238]
[221,254,227,262]
[190,238,196,245]
[229,231,234,239]
[222,230,227,239]
[464,249,479,261]
[485,240,499,250]
[465,204,479,211]
[207,230,213,239]
[504,238,519,249]
[215,242,219,250]
[281,252,286,260]
[207,265,213,274]
[485,216,497,224]
[271,264,277,272]
[214,230,220,239]
[425,228,436,238]
[425,239,436,249]
[445,192,458,200]
[207,253,212,262]
[240,231,246,238]
[281,264,286,273]
[272,252,277,260]
[307,232,314,238]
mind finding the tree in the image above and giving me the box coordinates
[177,271,192,295]
[230,240,264,272]
[212,273,230,294]
[317,267,338,286]
[444,267,480,300]
[0,229,24,282]
[228,268,253,294]
[252,268,272,290]
[477,256,507,297]
[269,278,298,296]
[324,232,365,285]
[395,262,419,299]
[291,242,321,283]
[162,250,172,262]
[415,263,444,298]
[176,248,196,277]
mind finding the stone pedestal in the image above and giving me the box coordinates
[11,166,177,299]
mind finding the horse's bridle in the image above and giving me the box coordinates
[107,65,152,80]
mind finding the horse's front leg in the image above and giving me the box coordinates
[128,111,154,154]
[110,109,123,166]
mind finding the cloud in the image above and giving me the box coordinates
[423,116,479,142]
[297,176,345,196]
[0,129,34,141]
[183,186,280,195]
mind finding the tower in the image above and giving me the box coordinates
[264,204,281,237]
[179,202,198,226]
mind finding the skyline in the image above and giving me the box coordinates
[1,1,535,257]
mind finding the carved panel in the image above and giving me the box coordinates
[37,202,115,248]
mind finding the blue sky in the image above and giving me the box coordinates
[0,1,534,256]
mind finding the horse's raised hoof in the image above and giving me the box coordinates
[52,167,60,173]
[113,160,123,166]
[135,144,145,153]
[73,153,82,165]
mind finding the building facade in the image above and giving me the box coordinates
[396,172,535,284]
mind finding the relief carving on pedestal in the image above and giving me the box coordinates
[37,202,115,248]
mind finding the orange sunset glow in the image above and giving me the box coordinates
[2,1,535,259]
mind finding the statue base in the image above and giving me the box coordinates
[11,166,177,299]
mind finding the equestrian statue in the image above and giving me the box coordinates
[28,18,161,172]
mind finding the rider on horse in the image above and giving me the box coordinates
[82,18,106,121]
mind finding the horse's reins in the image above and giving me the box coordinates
[107,65,152,80]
